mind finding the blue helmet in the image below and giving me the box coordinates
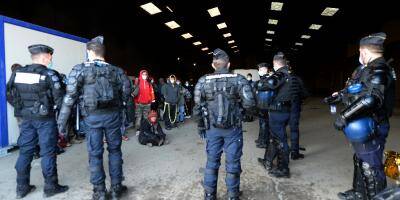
[257,90,274,109]
[347,83,363,94]
[344,117,376,143]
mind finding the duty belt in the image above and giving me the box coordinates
[269,101,291,112]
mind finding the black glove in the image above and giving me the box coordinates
[198,129,206,140]
[334,116,347,131]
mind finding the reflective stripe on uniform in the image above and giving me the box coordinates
[14,72,42,84]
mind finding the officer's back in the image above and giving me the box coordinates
[8,44,68,199]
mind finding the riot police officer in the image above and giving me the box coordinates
[326,32,396,200]
[288,68,308,160]
[254,63,272,149]
[57,36,131,200]
[259,52,296,178]
[7,44,69,198]
[194,48,255,200]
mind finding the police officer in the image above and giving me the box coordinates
[254,63,272,149]
[327,32,396,200]
[288,68,308,160]
[260,52,294,178]
[194,48,255,200]
[7,44,69,198]
[57,36,131,200]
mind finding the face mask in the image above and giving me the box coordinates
[258,70,266,76]
[247,77,252,81]
[170,80,175,84]
[142,75,148,80]
[185,83,189,86]
[47,61,53,69]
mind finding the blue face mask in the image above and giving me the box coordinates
[47,61,53,69]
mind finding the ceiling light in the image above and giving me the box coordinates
[295,42,303,46]
[267,30,275,34]
[234,50,239,53]
[309,24,322,30]
[271,2,284,11]
[231,45,238,49]
[301,35,311,39]
[193,41,202,46]
[208,7,221,17]
[265,44,271,46]
[265,38,272,42]
[321,7,339,16]
[166,6,173,13]
[268,19,278,25]
[201,47,209,51]
[217,22,227,29]
[208,52,213,55]
[165,21,180,29]
[140,2,162,15]
[223,33,232,38]
[181,33,193,39]
[228,40,235,44]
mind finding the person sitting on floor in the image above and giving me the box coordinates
[138,110,167,147]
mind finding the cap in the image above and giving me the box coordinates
[28,44,54,55]
[212,48,229,62]
[360,32,386,46]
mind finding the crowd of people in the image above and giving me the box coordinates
[5,32,397,200]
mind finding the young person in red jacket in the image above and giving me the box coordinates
[132,70,155,135]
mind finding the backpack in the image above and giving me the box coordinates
[205,74,240,129]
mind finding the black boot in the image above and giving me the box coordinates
[270,146,290,178]
[290,151,304,160]
[110,183,128,200]
[256,142,268,149]
[43,183,69,198]
[204,191,216,200]
[92,184,107,200]
[337,155,365,200]
[16,185,36,199]
[360,161,386,199]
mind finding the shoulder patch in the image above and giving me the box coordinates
[205,73,238,80]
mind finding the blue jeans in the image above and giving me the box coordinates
[204,127,243,197]
[84,111,123,186]
[178,105,185,122]
[15,119,58,186]
[289,100,301,153]
[351,121,389,182]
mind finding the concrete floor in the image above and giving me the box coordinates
[0,98,400,200]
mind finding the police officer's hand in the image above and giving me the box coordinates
[334,116,346,131]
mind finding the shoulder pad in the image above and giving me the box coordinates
[370,69,388,85]
[46,69,55,76]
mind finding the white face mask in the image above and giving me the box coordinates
[170,80,175,84]
[247,77,252,81]
[258,69,267,76]
[142,75,148,80]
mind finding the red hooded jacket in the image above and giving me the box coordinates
[134,70,155,104]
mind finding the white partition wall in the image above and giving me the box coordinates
[0,15,88,149]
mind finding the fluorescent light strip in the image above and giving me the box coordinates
[181,33,193,39]
[234,50,239,53]
[217,22,227,29]
[165,21,180,29]
[223,33,232,38]
[268,19,278,25]
[228,40,235,44]
[202,47,209,51]
[321,7,339,16]
[267,30,275,34]
[309,24,322,30]
[271,2,284,11]
[231,45,238,49]
[265,38,272,42]
[295,42,303,46]
[208,7,221,17]
[301,35,311,39]
[193,41,202,46]
[208,52,213,55]
[166,6,173,13]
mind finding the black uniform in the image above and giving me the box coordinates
[7,44,69,198]
[57,36,131,199]
[330,33,396,200]
[193,48,255,200]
